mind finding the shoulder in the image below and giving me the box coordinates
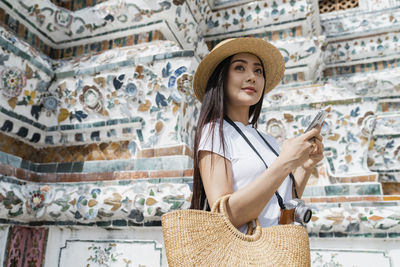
[201,121,236,140]
[198,121,235,160]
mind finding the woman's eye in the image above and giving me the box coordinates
[255,68,263,74]
[234,65,245,71]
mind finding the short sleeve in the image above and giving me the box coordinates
[198,122,231,161]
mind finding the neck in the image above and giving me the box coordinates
[225,106,250,125]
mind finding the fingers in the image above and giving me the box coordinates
[304,131,323,152]
[308,134,323,145]
[309,142,317,154]
[306,140,315,154]
[319,141,324,154]
[314,134,323,142]
[311,138,324,154]
[303,125,322,140]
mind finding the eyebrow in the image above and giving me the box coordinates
[231,59,263,67]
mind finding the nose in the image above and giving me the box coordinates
[247,71,256,83]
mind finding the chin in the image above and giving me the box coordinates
[235,99,260,107]
[241,96,262,106]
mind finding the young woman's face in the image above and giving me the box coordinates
[225,52,265,109]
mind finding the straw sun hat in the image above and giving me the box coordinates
[193,37,285,102]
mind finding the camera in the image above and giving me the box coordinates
[279,199,312,226]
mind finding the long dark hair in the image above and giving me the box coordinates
[190,54,266,210]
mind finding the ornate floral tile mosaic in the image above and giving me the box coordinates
[0,33,201,149]
[0,0,209,59]
[0,175,191,225]
[0,4,400,265]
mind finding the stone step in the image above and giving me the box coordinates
[303,195,383,203]
[308,199,400,237]
[327,173,378,183]
[0,164,194,183]
[0,150,195,182]
[303,182,383,198]
[0,150,193,172]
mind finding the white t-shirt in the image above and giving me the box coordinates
[198,120,293,231]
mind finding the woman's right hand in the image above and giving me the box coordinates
[278,126,322,170]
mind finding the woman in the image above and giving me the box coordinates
[190,38,324,231]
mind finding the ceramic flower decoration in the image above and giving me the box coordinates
[1,68,26,99]
[79,85,109,116]
[54,10,73,28]
[177,74,192,96]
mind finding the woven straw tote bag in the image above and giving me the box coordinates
[161,194,310,267]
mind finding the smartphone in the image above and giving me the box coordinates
[305,110,327,133]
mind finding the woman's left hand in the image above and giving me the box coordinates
[301,132,324,171]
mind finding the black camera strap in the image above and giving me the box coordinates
[256,131,299,200]
[224,115,298,210]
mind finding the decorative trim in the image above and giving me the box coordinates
[52,30,166,60]
[324,31,400,67]
[49,0,109,11]
[0,35,53,77]
[0,5,167,59]
[0,133,193,163]
[302,182,382,198]
[0,148,193,175]
[0,175,192,226]
[203,0,315,38]
[55,50,195,79]
[206,26,303,49]
[203,18,306,39]
[4,226,48,267]
[308,201,400,236]
[58,239,162,267]
[310,248,392,267]
[0,163,194,183]
[324,58,400,77]
[321,6,400,41]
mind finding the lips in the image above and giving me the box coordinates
[242,86,256,93]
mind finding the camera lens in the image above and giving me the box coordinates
[303,209,312,224]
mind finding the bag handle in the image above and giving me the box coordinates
[211,194,262,241]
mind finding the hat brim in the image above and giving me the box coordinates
[193,38,285,102]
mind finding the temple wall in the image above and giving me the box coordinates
[0,0,399,266]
